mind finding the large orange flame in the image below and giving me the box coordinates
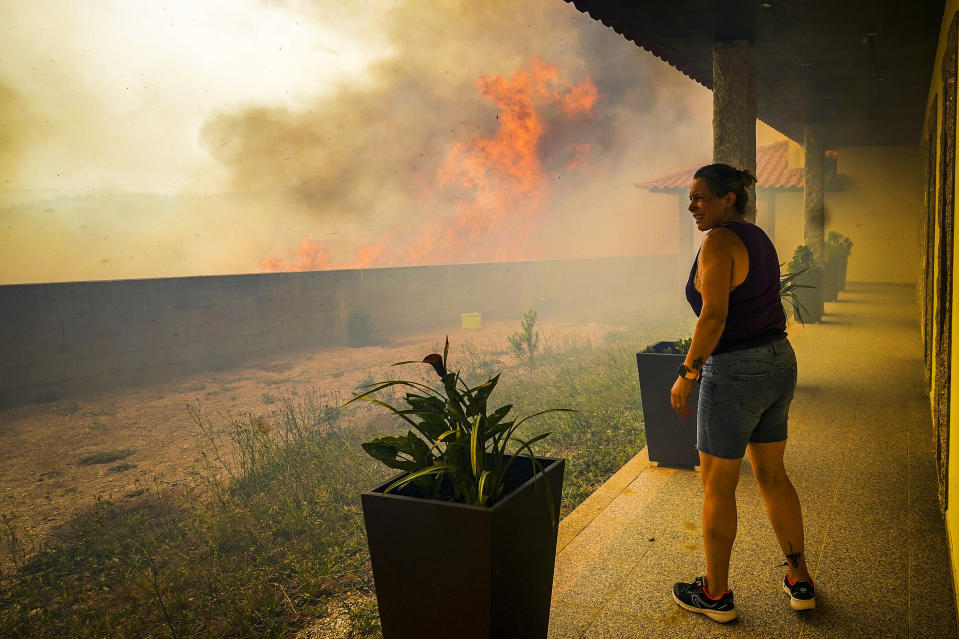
[410,57,596,264]
[261,57,597,272]
[261,237,331,271]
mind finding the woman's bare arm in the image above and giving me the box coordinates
[686,230,735,373]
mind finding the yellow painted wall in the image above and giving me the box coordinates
[827,146,921,284]
[924,0,959,621]
[762,145,922,285]
[769,191,803,266]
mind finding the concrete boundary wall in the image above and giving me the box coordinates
[0,255,677,410]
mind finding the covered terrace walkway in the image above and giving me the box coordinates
[548,283,958,638]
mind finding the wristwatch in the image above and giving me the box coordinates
[677,364,700,381]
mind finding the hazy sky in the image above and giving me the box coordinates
[0,0,391,194]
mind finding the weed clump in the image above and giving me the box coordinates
[106,463,137,474]
[76,449,136,466]
[508,309,541,366]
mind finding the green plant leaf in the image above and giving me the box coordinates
[476,470,491,506]
[406,393,446,413]
[383,463,452,494]
[361,440,418,472]
[346,394,420,429]
[470,415,485,479]
[487,403,512,426]
[464,375,499,417]
[406,431,434,467]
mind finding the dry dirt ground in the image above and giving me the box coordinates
[0,319,610,548]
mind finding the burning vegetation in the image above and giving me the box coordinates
[262,58,598,271]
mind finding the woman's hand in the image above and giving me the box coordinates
[671,376,695,417]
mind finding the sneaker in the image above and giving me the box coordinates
[782,573,815,610]
[672,576,738,623]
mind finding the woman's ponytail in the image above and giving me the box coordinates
[693,163,755,215]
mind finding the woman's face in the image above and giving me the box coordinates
[688,178,735,231]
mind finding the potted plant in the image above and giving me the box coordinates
[780,266,815,325]
[788,245,823,323]
[822,253,841,302]
[635,337,701,468]
[826,231,854,292]
[348,338,571,639]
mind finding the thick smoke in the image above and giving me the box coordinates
[201,0,714,270]
[0,0,718,283]
[0,83,31,191]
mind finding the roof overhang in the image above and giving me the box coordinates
[564,0,944,147]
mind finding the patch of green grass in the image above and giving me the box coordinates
[31,391,58,404]
[57,401,81,416]
[76,449,136,466]
[260,377,297,387]
[87,421,106,433]
[81,407,116,418]
[260,392,277,405]
[256,363,292,373]
[106,463,137,474]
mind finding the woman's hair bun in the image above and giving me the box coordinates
[693,163,755,215]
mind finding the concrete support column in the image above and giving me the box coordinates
[803,124,826,264]
[712,39,757,222]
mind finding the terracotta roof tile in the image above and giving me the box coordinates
[639,141,838,192]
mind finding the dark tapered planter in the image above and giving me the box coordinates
[823,256,841,302]
[838,254,849,291]
[361,456,564,639]
[792,269,823,323]
[635,342,700,467]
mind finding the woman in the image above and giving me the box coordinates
[669,164,814,623]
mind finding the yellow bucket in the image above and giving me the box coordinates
[460,312,482,330]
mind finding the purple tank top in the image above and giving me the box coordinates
[685,221,787,355]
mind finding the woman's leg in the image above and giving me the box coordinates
[746,440,811,582]
[699,451,743,596]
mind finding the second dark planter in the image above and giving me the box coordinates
[823,256,841,302]
[361,456,564,639]
[792,269,824,323]
[635,342,700,468]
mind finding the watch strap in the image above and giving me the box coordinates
[677,364,701,381]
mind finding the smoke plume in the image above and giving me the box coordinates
[1,0,717,283]
[201,0,714,271]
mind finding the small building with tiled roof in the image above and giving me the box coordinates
[637,140,846,290]
[640,141,841,193]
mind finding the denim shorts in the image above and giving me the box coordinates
[697,338,797,460]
